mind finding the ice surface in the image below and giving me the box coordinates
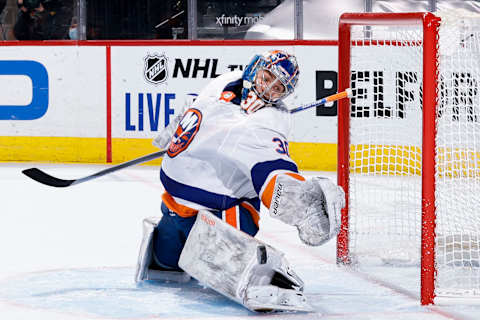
[0,163,479,319]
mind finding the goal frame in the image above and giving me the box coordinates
[336,12,441,305]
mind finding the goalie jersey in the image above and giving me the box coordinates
[160,71,302,223]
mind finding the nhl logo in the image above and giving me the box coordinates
[144,54,168,84]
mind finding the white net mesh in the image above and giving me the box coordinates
[345,11,480,297]
[435,10,480,296]
[348,23,423,266]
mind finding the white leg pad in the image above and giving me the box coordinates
[135,216,191,283]
[178,210,312,312]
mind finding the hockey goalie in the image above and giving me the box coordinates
[135,50,345,312]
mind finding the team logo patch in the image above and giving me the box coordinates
[167,108,203,157]
[144,53,168,84]
[219,91,235,102]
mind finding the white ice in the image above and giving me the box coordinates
[1,162,480,320]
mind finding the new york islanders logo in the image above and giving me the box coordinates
[144,53,168,84]
[167,108,203,157]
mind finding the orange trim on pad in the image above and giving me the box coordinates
[285,172,305,181]
[260,172,305,209]
[261,176,276,209]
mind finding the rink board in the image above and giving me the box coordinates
[0,40,339,170]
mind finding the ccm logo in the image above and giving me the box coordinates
[0,60,49,120]
[201,213,216,226]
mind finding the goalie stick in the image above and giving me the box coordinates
[22,150,166,188]
[22,89,353,188]
[289,88,352,114]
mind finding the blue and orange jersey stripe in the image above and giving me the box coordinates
[162,192,198,218]
[240,201,260,228]
[162,191,261,230]
[224,206,239,229]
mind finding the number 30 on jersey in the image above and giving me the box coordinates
[272,137,290,156]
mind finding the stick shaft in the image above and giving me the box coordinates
[75,150,166,184]
[22,150,166,188]
[289,88,352,114]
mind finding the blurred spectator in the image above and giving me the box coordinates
[0,0,6,33]
[0,0,6,15]
[68,16,77,39]
[44,0,74,39]
[14,0,74,40]
[14,0,47,40]
[0,0,6,40]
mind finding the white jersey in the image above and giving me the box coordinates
[160,71,299,213]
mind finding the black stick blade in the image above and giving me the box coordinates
[22,168,75,187]
[21,150,167,188]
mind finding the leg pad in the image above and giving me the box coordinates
[135,216,190,283]
[179,210,312,312]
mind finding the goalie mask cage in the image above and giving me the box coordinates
[337,12,480,305]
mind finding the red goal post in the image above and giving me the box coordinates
[337,11,480,305]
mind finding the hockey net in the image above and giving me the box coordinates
[337,11,480,303]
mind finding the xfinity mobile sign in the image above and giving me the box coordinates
[215,14,264,27]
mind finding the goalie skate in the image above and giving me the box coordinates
[245,285,312,312]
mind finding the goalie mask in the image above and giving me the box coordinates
[241,50,300,113]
